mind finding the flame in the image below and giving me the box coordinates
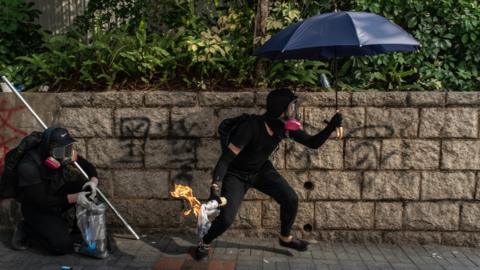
[170,184,201,217]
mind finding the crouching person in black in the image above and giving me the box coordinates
[195,88,343,260]
[11,127,99,255]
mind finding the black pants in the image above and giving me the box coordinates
[21,180,86,255]
[202,161,298,244]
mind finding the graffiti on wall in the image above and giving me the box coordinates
[293,122,398,169]
[168,118,198,187]
[115,116,198,183]
[0,99,27,173]
[117,117,151,164]
[345,125,397,169]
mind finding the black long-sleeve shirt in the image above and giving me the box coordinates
[212,115,336,183]
[17,152,97,208]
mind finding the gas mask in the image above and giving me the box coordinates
[283,100,302,131]
[44,143,77,169]
[265,100,303,140]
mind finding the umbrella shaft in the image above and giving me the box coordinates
[334,57,338,110]
[335,90,338,110]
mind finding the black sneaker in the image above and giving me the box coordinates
[194,242,211,261]
[11,221,28,251]
[279,238,309,252]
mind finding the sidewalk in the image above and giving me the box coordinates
[1,232,480,270]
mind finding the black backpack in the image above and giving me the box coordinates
[218,114,255,153]
[0,131,43,199]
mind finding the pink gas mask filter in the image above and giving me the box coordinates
[283,100,302,131]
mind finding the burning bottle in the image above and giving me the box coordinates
[170,184,227,240]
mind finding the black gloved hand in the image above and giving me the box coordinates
[208,182,222,204]
[327,112,343,128]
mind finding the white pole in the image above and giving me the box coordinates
[0,75,140,240]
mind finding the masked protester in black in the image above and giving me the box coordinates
[11,127,99,255]
[195,88,343,260]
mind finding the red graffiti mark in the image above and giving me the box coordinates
[0,99,27,174]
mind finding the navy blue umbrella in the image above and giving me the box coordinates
[253,11,420,138]
[254,11,420,139]
[253,11,420,61]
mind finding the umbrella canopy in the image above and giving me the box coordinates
[253,11,420,60]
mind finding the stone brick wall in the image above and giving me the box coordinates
[1,91,480,247]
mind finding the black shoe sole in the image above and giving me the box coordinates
[193,247,210,261]
[194,252,209,261]
[278,239,309,252]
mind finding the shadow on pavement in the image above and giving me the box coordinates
[137,233,293,257]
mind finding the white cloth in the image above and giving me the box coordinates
[198,200,220,240]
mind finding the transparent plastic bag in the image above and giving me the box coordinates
[197,200,220,241]
[75,202,108,259]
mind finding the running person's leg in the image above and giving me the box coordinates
[196,172,248,259]
[252,162,308,251]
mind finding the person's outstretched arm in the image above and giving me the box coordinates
[289,113,342,149]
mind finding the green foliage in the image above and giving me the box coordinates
[12,1,258,90]
[0,0,44,65]
[298,0,353,17]
[72,0,145,33]
[18,22,176,89]
[2,0,479,91]
[174,6,256,88]
[261,2,330,88]
[352,0,480,90]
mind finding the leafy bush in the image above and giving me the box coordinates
[262,2,330,87]
[352,0,480,90]
[3,0,479,91]
[18,22,176,89]
[0,0,44,65]
[72,0,145,34]
[173,6,257,89]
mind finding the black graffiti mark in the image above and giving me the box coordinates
[171,164,196,194]
[169,140,197,167]
[170,116,204,139]
[349,141,380,169]
[345,124,395,138]
[168,118,200,206]
[120,117,150,139]
[292,123,398,169]
[118,141,144,164]
[345,125,396,168]
[117,117,151,164]
[115,115,202,197]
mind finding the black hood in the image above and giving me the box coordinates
[38,127,55,158]
[265,88,298,119]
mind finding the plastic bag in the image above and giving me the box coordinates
[197,200,221,241]
[75,202,108,259]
